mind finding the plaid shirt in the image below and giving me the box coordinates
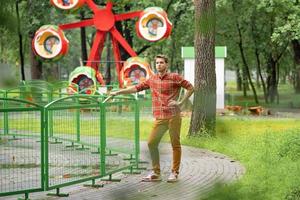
[135,73,193,119]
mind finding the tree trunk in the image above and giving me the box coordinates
[256,68,260,88]
[255,48,268,103]
[47,64,59,81]
[80,11,88,65]
[29,33,43,80]
[169,8,185,72]
[242,66,248,97]
[266,55,278,103]
[281,68,287,84]
[115,5,133,61]
[115,21,129,61]
[236,20,259,104]
[16,0,25,81]
[292,40,300,93]
[105,35,112,85]
[294,70,300,93]
[236,67,242,91]
[189,0,216,136]
[170,38,176,72]
[250,15,261,90]
[123,5,133,47]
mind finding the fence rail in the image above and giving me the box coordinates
[0,94,141,198]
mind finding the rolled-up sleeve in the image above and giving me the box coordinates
[135,79,150,92]
[175,74,193,89]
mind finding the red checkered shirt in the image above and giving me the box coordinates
[135,73,193,119]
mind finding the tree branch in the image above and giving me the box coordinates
[274,42,289,63]
[166,0,176,12]
[136,45,151,55]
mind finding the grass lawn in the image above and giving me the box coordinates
[1,113,300,200]
[1,81,299,199]
[175,116,300,200]
[225,81,300,109]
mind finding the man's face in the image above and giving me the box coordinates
[155,58,168,73]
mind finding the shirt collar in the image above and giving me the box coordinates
[158,72,169,79]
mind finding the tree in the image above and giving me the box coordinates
[232,0,259,104]
[292,40,300,93]
[16,0,25,81]
[0,1,22,84]
[0,0,197,83]
[79,10,88,65]
[0,1,16,31]
[189,0,216,136]
[216,0,296,104]
[25,0,52,80]
[271,0,300,93]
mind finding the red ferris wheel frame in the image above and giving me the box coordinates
[58,0,142,87]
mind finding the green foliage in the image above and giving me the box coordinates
[182,117,300,200]
[0,0,197,81]
[0,1,18,64]
[272,13,300,45]
[278,130,300,160]
[225,81,300,108]
[0,0,298,87]
[202,183,264,200]
[216,0,299,102]
[3,110,300,199]
[0,28,19,64]
[23,0,53,34]
[0,1,16,32]
[285,187,300,200]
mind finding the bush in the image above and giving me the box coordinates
[278,130,300,161]
[285,187,300,200]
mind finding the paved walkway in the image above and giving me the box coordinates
[1,142,244,200]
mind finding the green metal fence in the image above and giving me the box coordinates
[5,85,52,106]
[0,101,3,135]
[0,90,5,98]
[12,80,71,104]
[0,95,141,198]
[0,98,45,197]
[105,98,140,163]
[0,90,6,135]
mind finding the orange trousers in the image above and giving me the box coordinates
[147,115,182,175]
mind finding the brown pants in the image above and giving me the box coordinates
[148,115,182,175]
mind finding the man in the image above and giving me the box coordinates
[110,54,194,182]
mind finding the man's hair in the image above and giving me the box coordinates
[155,54,168,63]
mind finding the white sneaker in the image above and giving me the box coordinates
[167,172,178,183]
[142,171,161,182]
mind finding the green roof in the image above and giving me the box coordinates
[181,46,227,58]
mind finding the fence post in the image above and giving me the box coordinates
[133,99,147,170]
[44,107,49,190]
[48,91,53,137]
[134,100,140,165]
[100,102,106,176]
[76,98,81,143]
[41,107,46,190]
[3,91,8,135]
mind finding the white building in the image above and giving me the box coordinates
[181,46,227,109]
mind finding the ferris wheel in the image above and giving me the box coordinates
[32,0,172,94]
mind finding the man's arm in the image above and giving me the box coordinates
[168,86,194,107]
[110,86,138,96]
[178,86,194,106]
[111,79,150,96]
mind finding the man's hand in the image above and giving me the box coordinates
[108,86,137,97]
[109,91,119,96]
